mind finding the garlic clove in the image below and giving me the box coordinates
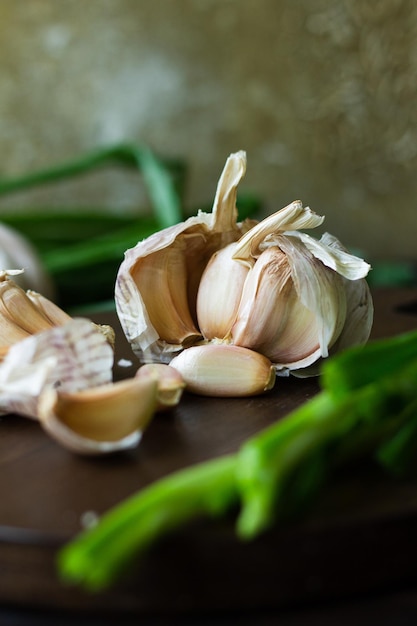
[196,241,249,341]
[0,318,114,419]
[38,375,158,455]
[318,232,373,345]
[231,246,293,348]
[292,276,374,378]
[136,362,185,410]
[0,312,31,349]
[331,276,373,352]
[260,288,321,364]
[0,274,54,335]
[267,234,348,367]
[169,344,276,397]
[230,246,323,367]
[27,286,116,348]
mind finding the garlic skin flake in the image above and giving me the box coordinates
[115,151,373,392]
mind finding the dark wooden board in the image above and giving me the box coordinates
[1,287,417,618]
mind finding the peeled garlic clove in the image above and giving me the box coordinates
[38,375,158,455]
[136,363,185,410]
[170,344,276,397]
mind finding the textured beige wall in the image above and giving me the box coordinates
[0,0,416,260]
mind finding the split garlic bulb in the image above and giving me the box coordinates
[115,151,373,394]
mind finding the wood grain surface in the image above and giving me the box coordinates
[1,287,417,618]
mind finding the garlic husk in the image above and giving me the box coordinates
[115,151,256,362]
[291,234,374,377]
[169,344,276,397]
[0,318,114,419]
[38,375,158,455]
[136,363,185,410]
[0,272,116,362]
[255,233,348,369]
[231,199,325,268]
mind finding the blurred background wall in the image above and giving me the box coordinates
[0,0,416,261]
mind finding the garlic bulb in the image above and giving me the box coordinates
[115,151,373,395]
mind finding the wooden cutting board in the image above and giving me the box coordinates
[1,287,417,618]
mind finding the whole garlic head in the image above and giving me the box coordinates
[115,151,373,391]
